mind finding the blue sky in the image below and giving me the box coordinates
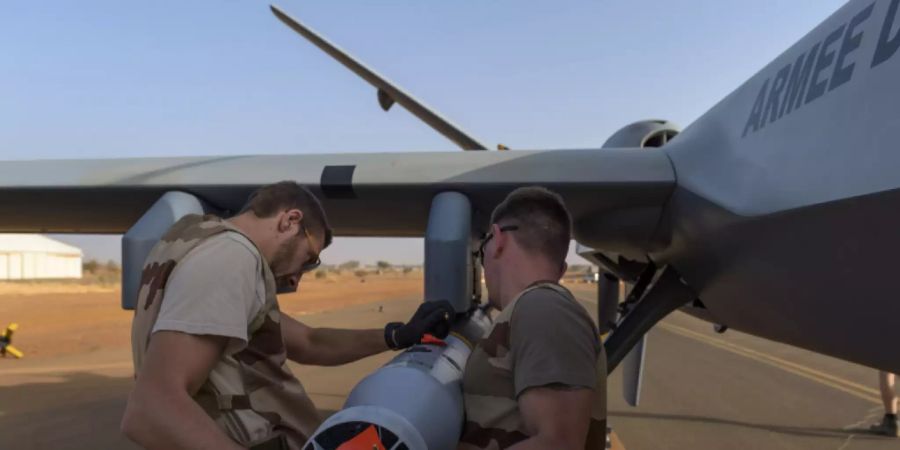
[1,1,846,264]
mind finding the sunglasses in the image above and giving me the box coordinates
[300,222,322,274]
[474,224,519,263]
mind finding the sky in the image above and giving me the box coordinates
[0,0,847,264]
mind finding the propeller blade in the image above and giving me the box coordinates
[270,5,490,151]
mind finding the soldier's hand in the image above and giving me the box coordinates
[384,300,455,349]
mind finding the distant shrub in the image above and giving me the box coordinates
[314,270,327,279]
[82,260,100,274]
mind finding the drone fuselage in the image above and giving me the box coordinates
[656,0,900,373]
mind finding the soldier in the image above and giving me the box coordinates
[459,186,606,450]
[121,181,453,450]
[871,371,898,437]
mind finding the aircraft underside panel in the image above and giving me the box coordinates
[658,186,900,374]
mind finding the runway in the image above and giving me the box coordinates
[0,290,896,449]
[568,287,897,450]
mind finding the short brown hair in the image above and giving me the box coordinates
[239,181,333,248]
[490,186,571,265]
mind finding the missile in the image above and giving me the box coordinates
[302,314,490,450]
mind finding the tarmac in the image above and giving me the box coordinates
[0,287,897,449]
[597,305,897,449]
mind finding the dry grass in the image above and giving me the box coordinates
[0,281,119,296]
[0,271,424,360]
[0,265,121,295]
[0,265,424,296]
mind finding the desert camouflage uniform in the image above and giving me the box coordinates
[131,214,319,450]
[459,282,607,450]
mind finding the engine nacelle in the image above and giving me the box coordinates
[573,120,681,261]
[602,119,679,149]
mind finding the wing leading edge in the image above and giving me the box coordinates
[0,149,673,245]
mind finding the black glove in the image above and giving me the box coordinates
[384,300,455,350]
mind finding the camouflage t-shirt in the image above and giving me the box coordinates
[153,232,266,354]
[459,283,606,450]
[152,232,321,446]
[132,217,322,449]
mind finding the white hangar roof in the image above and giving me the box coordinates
[0,234,83,256]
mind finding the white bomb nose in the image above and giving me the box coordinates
[303,316,490,450]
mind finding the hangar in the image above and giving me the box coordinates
[0,235,82,280]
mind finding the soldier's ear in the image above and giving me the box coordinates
[279,209,304,233]
[492,224,506,259]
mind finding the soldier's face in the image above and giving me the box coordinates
[270,209,324,291]
[270,233,303,280]
[480,229,502,308]
[270,224,323,293]
[479,223,522,309]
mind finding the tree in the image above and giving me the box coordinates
[105,260,121,272]
[83,260,99,274]
[340,261,360,270]
[376,261,392,270]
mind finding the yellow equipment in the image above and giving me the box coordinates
[1,323,23,358]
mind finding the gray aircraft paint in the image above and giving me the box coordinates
[0,0,897,374]
[0,149,673,239]
[660,0,900,373]
[672,0,900,217]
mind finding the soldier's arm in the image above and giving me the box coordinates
[507,293,601,449]
[121,331,244,450]
[281,301,455,365]
[509,386,593,450]
[281,314,388,366]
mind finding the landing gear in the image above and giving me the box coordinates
[605,266,695,373]
[596,272,619,336]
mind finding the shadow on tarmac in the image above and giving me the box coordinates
[610,410,894,442]
[0,371,343,449]
[0,371,137,449]
[8,372,893,448]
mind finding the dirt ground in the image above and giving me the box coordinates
[0,272,423,360]
[0,272,426,449]
[1,275,886,450]
[0,275,604,450]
